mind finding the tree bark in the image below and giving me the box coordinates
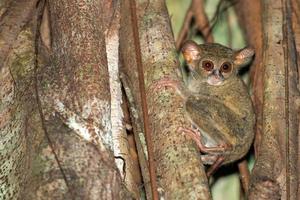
[290,0,300,197]
[0,5,44,199]
[12,0,131,199]
[246,0,300,199]
[1,0,179,199]
[106,3,140,198]
[0,0,39,69]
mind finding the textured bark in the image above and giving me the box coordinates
[0,6,44,199]
[248,0,300,199]
[285,1,300,199]
[292,0,300,66]
[0,0,39,70]
[27,1,130,199]
[121,73,153,199]
[291,0,300,197]
[120,0,211,199]
[106,2,140,198]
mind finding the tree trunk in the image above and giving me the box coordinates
[1,0,132,199]
[235,0,300,199]
[0,2,43,198]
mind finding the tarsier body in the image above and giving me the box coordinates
[183,41,255,174]
[185,81,254,165]
[158,41,255,175]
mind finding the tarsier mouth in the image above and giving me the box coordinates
[207,70,224,86]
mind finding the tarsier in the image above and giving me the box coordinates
[157,41,255,176]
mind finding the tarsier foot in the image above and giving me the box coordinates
[178,126,228,177]
[178,126,228,153]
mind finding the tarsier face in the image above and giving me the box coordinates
[181,41,255,86]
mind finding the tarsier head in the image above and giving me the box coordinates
[181,40,255,86]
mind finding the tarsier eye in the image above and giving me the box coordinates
[220,62,232,73]
[202,60,214,71]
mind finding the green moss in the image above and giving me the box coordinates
[11,52,34,78]
[31,154,47,177]
[9,29,35,82]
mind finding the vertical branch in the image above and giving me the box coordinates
[247,0,300,199]
[175,7,193,49]
[129,0,159,199]
[0,1,49,199]
[106,2,140,198]
[283,0,299,199]
[34,1,131,199]
[121,73,152,199]
[238,160,250,196]
[290,0,300,197]
[0,17,38,200]
[192,0,214,43]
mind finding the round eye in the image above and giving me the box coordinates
[202,60,214,71]
[221,62,232,73]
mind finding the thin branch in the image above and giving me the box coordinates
[34,0,73,194]
[206,0,238,40]
[120,72,152,199]
[129,0,159,199]
[176,0,214,50]
[192,0,214,43]
[225,11,233,47]
[106,3,140,197]
[238,160,250,196]
[35,92,74,199]
[176,6,193,49]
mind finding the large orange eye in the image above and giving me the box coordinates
[202,60,214,71]
[220,62,232,73]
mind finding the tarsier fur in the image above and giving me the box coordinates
[180,41,255,169]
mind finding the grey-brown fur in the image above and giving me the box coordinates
[181,40,255,165]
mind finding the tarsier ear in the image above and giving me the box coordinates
[234,47,255,67]
[181,40,201,68]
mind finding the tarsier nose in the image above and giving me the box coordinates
[212,69,221,77]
